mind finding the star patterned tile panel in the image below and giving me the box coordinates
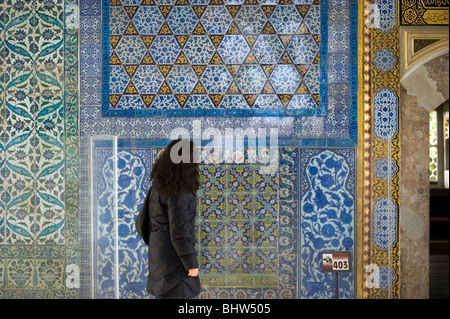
[102,0,327,117]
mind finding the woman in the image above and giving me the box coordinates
[136,139,201,299]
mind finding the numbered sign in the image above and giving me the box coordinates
[322,252,352,272]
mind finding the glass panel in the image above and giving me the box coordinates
[114,139,152,299]
[444,108,449,188]
[89,135,153,299]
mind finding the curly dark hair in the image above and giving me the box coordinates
[150,139,200,195]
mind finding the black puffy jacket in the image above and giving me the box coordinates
[135,187,200,299]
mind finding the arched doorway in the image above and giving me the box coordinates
[399,26,449,298]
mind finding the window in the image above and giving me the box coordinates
[429,101,449,188]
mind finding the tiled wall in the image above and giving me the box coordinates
[0,0,405,299]
[81,0,358,299]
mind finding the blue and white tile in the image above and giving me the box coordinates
[304,5,321,34]
[373,197,397,249]
[80,16,102,47]
[80,76,102,106]
[374,49,396,72]
[252,35,284,65]
[218,94,248,109]
[200,65,233,94]
[327,23,350,53]
[327,52,350,83]
[287,35,319,64]
[167,5,198,35]
[373,88,397,141]
[80,0,102,17]
[253,94,283,109]
[183,35,216,65]
[149,35,181,65]
[133,5,165,36]
[201,5,233,35]
[80,46,102,76]
[132,65,164,95]
[235,5,267,34]
[235,65,266,95]
[303,64,320,94]
[115,36,147,65]
[288,94,317,109]
[166,65,198,94]
[109,5,129,36]
[270,5,302,35]
[217,35,250,65]
[270,65,301,94]
[300,148,356,299]
[184,95,215,109]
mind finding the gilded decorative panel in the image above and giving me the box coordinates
[400,0,449,25]
[360,0,401,299]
